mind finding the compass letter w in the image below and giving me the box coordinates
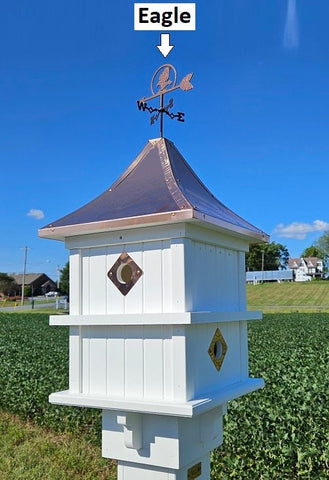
[137,100,148,111]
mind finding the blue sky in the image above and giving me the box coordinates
[1,0,329,280]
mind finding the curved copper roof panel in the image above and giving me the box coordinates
[39,137,269,242]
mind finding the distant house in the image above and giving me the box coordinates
[10,273,57,296]
[288,257,323,281]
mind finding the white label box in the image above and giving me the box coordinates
[134,3,196,31]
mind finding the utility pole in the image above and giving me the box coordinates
[21,246,30,306]
[56,265,61,289]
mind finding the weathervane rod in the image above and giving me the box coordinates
[160,93,164,138]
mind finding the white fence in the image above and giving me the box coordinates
[246,270,294,284]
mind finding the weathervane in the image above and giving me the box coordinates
[137,64,193,137]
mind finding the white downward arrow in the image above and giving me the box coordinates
[156,33,174,58]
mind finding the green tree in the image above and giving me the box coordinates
[0,273,19,296]
[315,231,329,259]
[246,242,289,271]
[59,262,69,296]
[24,285,32,297]
[314,231,329,275]
[300,245,323,258]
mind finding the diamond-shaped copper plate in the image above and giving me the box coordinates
[208,327,228,372]
[108,252,143,296]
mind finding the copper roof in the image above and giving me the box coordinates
[39,137,269,243]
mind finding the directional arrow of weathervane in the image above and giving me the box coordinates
[156,33,174,58]
[140,71,193,103]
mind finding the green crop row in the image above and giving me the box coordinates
[212,313,329,479]
[0,313,102,445]
[0,312,328,478]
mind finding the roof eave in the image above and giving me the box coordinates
[192,210,269,243]
[38,209,195,241]
[39,207,269,244]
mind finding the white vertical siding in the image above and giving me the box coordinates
[78,325,191,402]
[171,327,187,401]
[143,326,164,399]
[76,320,247,403]
[170,239,186,313]
[125,327,144,398]
[68,225,253,403]
[82,327,90,393]
[107,327,125,397]
[69,249,81,315]
[185,240,240,312]
[237,251,246,311]
[81,252,90,314]
[185,323,243,399]
[80,240,174,315]
[239,321,249,379]
[69,326,81,393]
[89,248,108,314]
[143,242,163,313]
[162,246,173,312]
[163,327,174,401]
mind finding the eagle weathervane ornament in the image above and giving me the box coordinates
[137,64,193,137]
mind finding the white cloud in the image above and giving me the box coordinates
[283,0,299,49]
[27,209,45,220]
[273,220,329,240]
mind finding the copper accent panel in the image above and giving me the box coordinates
[187,462,202,479]
[108,252,143,296]
[208,328,228,372]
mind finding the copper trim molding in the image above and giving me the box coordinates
[38,208,269,243]
[38,210,193,240]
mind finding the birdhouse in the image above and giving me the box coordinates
[39,135,268,480]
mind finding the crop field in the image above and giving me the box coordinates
[0,314,102,441]
[247,281,329,312]
[0,312,328,479]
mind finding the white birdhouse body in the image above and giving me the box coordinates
[40,138,268,479]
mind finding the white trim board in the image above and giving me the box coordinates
[50,311,262,326]
[49,378,264,417]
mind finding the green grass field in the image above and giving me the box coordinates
[0,311,328,478]
[0,412,115,480]
[247,280,329,312]
[0,312,116,479]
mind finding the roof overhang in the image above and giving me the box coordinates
[38,208,269,244]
